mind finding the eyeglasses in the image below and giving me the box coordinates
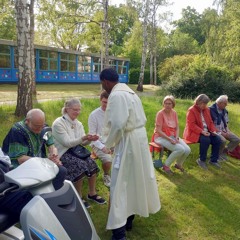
[69,108,81,112]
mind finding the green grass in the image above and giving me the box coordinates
[0,90,240,240]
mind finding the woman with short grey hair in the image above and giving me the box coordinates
[184,94,222,170]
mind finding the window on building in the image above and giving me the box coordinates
[117,60,128,74]
[92,57,101,73]
[39,50,58,71]
[60,53,76,72]
[78,56,91,72]
[0,45,11,68]
[109,59,117,69]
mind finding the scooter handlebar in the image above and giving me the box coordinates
[0,181,18,199]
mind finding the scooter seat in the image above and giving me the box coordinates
[0,212,18,233]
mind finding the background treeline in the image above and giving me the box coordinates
[1,0,240,101]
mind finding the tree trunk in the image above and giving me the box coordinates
[154,54,157,85]
[150,52,153,84]
[103,0,109,69]
[29,0,36,96]
[15,0,33,117]
[137,0,149,92]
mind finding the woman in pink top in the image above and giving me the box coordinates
[154,95,191,174]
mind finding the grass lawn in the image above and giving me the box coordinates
[0,85,240,240]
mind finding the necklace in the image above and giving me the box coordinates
[62,116,76,129]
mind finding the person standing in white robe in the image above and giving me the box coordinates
[100,68,161,240]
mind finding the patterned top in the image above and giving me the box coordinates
[2,120,54,167]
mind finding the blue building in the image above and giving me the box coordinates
[0,39,129,83]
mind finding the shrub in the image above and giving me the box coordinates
[129,68,151,84]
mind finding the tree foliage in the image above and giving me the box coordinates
[173,7,206,45]
[0,0,16,40]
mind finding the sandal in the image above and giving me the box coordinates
[87,194,106,204]
[162,165,173,175]
[174,164,185,172]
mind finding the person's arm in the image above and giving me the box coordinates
[175,112,180,142]
[17,155,31,165]
[47,145,62,166]
[52,119,97,148]
[88,111,105,149]
[187,109,204,134]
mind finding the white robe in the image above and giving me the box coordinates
[102,83,161,230]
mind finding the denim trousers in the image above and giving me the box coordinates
[198,134,221,162]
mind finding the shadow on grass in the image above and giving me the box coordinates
[163,160,240,240]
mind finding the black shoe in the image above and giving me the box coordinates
[125,222,132,231]
[82,198,90,209]
[125,215,135,231]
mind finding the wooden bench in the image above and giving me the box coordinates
[149,139,196,168]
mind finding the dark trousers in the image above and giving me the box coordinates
[112,215,135,240]
[199,134,221,162]
[52,165,67,190]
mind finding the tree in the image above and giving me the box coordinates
[137,0,150,92]
[29,0,36,95]
[0,0,16,40]
[173,7,206,45]
[15,0,33,116]
[102,0,109,68]
[215,0,240,67]
[168,29,200,56]
[122,20,143,68]
[36,0,102,50]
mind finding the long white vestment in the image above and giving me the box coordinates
[102,83,161,230]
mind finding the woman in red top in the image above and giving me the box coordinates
[154,95,191,174]
[183,94,222,170]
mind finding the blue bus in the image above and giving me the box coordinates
[0,39,129,83]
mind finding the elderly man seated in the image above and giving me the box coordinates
[209,95,240,161]
[2,108,67,190]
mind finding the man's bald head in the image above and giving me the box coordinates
[26,109,45,134]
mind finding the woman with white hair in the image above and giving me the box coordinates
[52,98,106,208]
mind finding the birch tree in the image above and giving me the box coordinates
[137,0,149,92]
[15,0,33,116]
[29,0,36,95]
[102,0,109,68]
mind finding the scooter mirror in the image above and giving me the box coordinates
[40,127,52,142]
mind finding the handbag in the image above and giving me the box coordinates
[68,145,91,159]
[227,145,240,160]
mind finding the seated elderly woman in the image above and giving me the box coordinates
[52,98,106,208]
[183,94,222,170]
[154,95,191,174]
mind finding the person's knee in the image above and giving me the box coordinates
[200,136,211,145]
[53,166,67,190]
[58,165,67,178]
[185,146,191,155]
[176,147,185,155]
[221,138,227,145]
[215,136,222,145]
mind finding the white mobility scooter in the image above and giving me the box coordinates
[0,128,100,240]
